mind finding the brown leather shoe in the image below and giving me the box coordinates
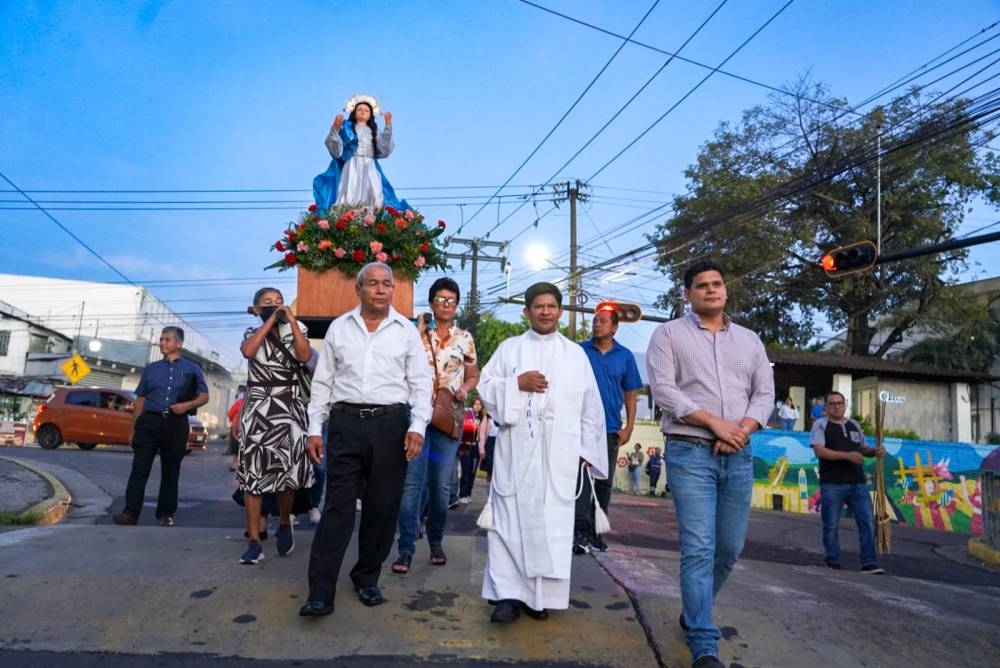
[112,510,138,526]
[159,515,175,527]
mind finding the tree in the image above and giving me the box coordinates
[902,295,1000,373]
[650,78,999,355]
[474,314,528,369]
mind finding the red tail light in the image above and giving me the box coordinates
[37,404,47,413]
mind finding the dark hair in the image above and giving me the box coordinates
[162,326,185,342]
[471,397,485,418]
[252,287,283,306]
[524,282,562,308]
[595,308,620,326]
[428,277,460,304]
[683,261,726,289]
[826,391,846,403]
[350,103,380,156]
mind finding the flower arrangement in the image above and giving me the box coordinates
[267,203,449,280]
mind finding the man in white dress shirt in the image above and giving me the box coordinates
[477,282,607,624]
[299,262,433,617]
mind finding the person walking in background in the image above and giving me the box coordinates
[300,263,432,617]
[236,287,314,565]
[778,397,799,431]
[226,386,246,472]
[393,277,478,575]
[457,398,486,504]
[810,391,885,574]
[809,397,826,429]
[646,260,774,668]
[112,326,209,528]
[646,446,663,496]
[573,303,643,554]
[627,443,645,494]
[479,410,498,484]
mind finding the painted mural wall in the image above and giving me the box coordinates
[749,429,991,535]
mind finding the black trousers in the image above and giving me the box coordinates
[307,408,408,604]
[123,412,189,518]
[574,433,619,536]
[458,450,479,497]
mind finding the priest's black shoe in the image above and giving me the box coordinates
[356,585,385,607]
[490,599,520,623]
[519,602,549,620]
[298,600,334,617]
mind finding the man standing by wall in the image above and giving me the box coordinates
[112,326,209,527]
[299,262,432,617]
[810,390,885,574]
[478,282,607,624]
[646,261,774,668]
[393,277,478,574]
[573,304,643,554]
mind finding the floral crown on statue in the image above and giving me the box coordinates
[344,93,381,115]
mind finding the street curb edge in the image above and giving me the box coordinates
[0,455,72,525]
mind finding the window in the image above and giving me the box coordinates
[0,330,9,356]
[65,390,99,407]
[28,334,49,353]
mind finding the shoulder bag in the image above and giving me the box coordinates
[426,330,463,439]
[269,333,313,404]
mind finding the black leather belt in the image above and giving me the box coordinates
[666,434,715,447]
[145,410,185,418]
[331,402,404,420]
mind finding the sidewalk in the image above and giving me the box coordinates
[1,460,998,667]
[0,455,71,524]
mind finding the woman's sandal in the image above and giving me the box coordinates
[391,554,412,574]
[429,543,447,566]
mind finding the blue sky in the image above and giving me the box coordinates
[3,0,999,366]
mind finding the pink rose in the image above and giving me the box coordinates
[318,219,330,230]
[369,241,384,253]
[363,214,375,225]
[414,256,426,268]
[334,247,346,258]
[318,239,331,250]
[404,210,414,221]
[297,241,309,252]
[376,252,388,263]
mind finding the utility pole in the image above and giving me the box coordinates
[444,237,508,314]
[552,180,589,339]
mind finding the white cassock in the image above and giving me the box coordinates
[478,329,607,610]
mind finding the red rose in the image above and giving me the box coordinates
[352,250,365,262]
[420,241,430,252]
[394,218,407,230]
[392,254,402,262]
[385,206,398,216]
[286,231,297,243]
[437,220,447,229]
[336,220,347,230]
[376,223,387,234]
[284,252,298,265]
[298,223,307,233]
[308,204,317,212]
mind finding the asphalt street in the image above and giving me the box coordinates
[1,440,998,667]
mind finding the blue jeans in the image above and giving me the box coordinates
[629,465,642,493]
[781,418,795,431]
[820,483,877,567]
[667,440,753,662]
[396,425,459,557]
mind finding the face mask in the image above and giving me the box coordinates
[259,306,278,322]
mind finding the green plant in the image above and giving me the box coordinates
[0,510,41,525]
[883,428,920,440]
[851,414,875,436]
[266,203,448,280]
[986,432,1000,445]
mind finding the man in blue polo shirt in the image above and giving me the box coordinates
[573,304,643,553]
[112,326,209,527]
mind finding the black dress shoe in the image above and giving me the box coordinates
[112,510,138,526]
[298,600,334,617]
[519,602,549,620]
[490,599,520,623]
[356,585,385,607]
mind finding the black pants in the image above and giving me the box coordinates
[458,449,479,497]
[574,433,619,536]
[307,408,408,605]
[124,412,189,518]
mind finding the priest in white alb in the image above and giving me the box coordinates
[477,282,608,624]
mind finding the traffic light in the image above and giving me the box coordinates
[594,300,643,323]
[820,240,878,278]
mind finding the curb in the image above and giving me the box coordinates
[0,456,72,525]
[967,537,1000,568]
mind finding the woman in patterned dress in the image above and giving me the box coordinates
[237,287,314,564]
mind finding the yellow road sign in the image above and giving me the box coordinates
[60,354,91,385]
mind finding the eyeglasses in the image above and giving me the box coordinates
[826,401,845,406]
[432,297,457,306]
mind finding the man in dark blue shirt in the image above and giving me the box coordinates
[573,305,643,553]
[113,326,209,527]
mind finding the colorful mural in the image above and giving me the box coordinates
[748,430,992,535]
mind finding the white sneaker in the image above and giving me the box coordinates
[309,507,322,524]
[459,497,470,505]
[356,499,362,511]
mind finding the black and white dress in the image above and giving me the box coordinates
[237,323,314,495]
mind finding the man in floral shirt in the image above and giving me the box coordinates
[393,277,479,574]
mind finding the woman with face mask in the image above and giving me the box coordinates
[236,287,314,565]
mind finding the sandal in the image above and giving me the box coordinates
[391,554,412,574]
[429,542,447,566]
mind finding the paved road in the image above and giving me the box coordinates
[2,441,998,667]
